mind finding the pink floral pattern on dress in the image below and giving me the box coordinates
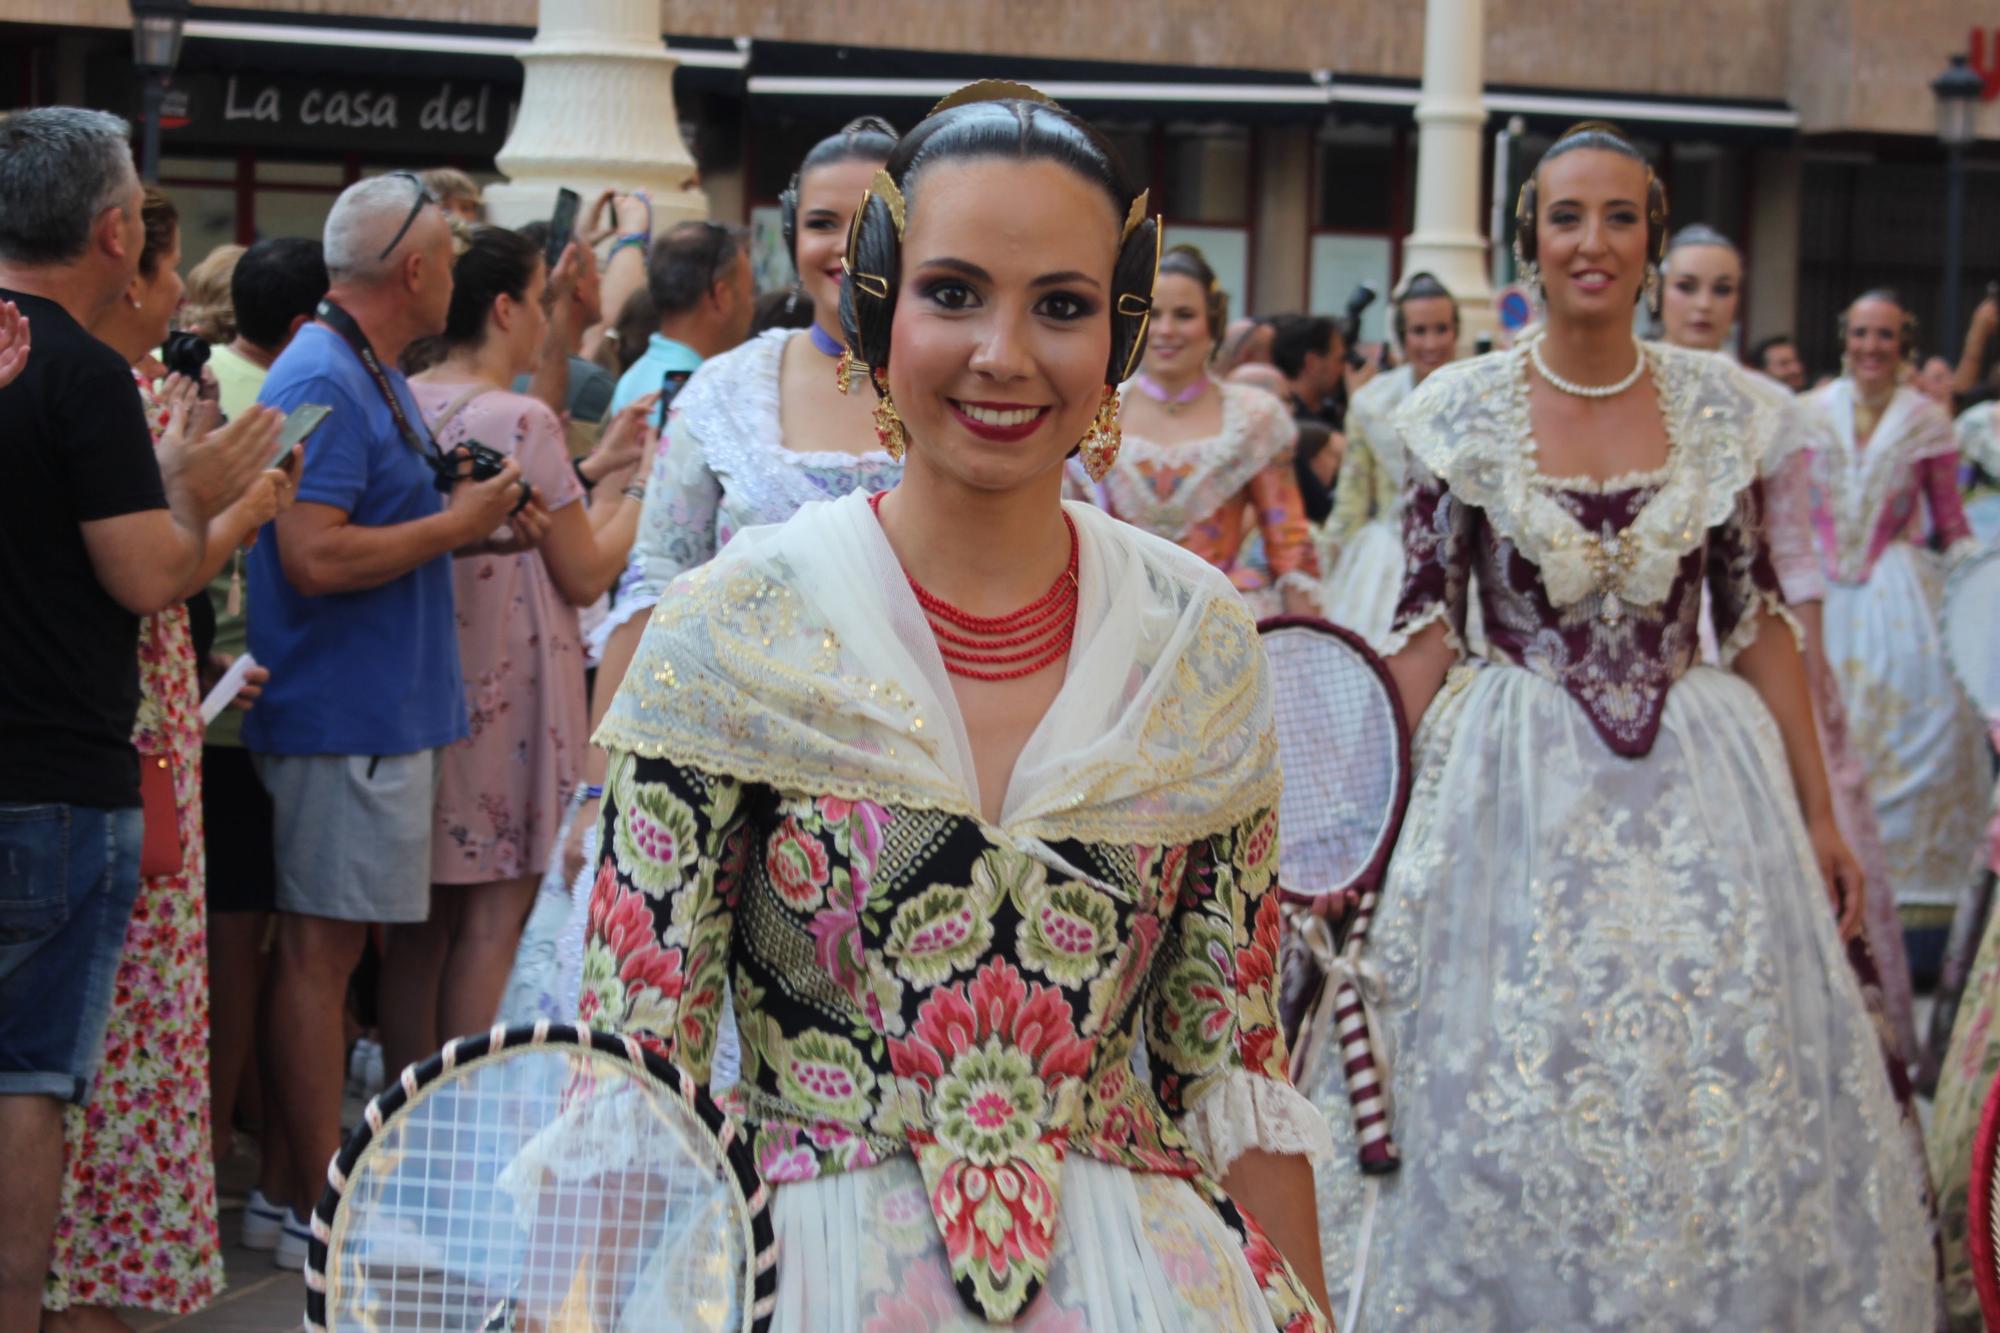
[44,372,222,1315]
[581,752,1324,1326]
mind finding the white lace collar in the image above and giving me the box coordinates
[596,492,1280,846]
[673,330,900,521]
[1101,381,1298,542]
[1396,340,1769,610]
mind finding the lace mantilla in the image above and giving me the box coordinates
[1798,382,1959,584]
[1395,340,1771,614]
[1103,382,1299,544]
[676,329,903,528]
[596,493,1282,848]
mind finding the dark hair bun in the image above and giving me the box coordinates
[839,95,1156,394]
[781,116,901,273]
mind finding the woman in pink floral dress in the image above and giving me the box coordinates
[44,191,287,1326]
[584,89,1335,1330]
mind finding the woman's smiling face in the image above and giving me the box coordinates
[887,156,1118,494]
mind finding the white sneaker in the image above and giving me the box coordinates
[347,1037,386,1099]
[241,1187,286,1251]
[274,1209,312,1272]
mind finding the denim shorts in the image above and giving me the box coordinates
[0,802,142,1103]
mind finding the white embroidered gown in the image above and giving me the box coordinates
[1306,343,1938,1330]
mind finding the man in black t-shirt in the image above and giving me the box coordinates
[0,107,274,1327]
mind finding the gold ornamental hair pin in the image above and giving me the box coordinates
[1122,190,1150,243]
[868,169,907,239]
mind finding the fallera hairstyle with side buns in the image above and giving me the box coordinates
[1515,120,1670,306]
[1392,270,1459,342]
[1157,244,1228,345]
[838,81,1162,404]
[1663,222,1739,262]
[780,115,898,272]
[1839,286,1919,360]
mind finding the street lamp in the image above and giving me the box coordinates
[1934,53,1984,361]
[129,0,189,184]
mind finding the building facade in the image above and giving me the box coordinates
[5,0,1998,377]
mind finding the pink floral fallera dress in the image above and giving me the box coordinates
[580,492,1335,1331]
[415,385,588,885]
[44,372,223,1315]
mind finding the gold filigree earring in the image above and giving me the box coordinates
[1642,263,1662,315]
[1080,385,1122,481]
[870,368,908,462]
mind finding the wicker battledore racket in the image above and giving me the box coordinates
[1968,1065,2000,1330]
[306,1022,776,1332]
[1258,615,1412,1176]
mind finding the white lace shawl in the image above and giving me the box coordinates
[1393,339,1774,613]
[1797,380,1961,579]
[595,492,1282,848]
[1101,381,1299,544]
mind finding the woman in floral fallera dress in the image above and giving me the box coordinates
[45,190,289,1325]
[584,87,1334,1330]
[1099,246,1322,620]
[1305,126,1936,1330]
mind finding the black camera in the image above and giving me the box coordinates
[431,440,531,516]
[1339,284,1379,369]
[161,330,210,381]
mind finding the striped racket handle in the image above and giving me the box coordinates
[1296,896,1400,1174]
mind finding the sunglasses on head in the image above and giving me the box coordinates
[377,171,438,263]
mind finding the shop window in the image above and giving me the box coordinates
[1315,126,1396,233]
[1164,126,1249,225]
[255,190,338,247]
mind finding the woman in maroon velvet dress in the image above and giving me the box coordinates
[1303,122,1937,1330]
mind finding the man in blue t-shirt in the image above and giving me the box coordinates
[608,219,753,428]
[245,173,542,1269]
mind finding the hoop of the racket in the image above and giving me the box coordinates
[1942,544,2000,722]
[1258,616,1411,904]
[1970,1064,2000,1330]
[305,1021,776,1332]
[1258,615,1411,1174]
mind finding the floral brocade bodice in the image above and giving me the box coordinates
[583,753,1297,1322]
[1392,342,1789,758]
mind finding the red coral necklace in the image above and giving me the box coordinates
[870,491,1079,681]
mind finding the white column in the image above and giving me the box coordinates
[481,0,709,230]
[1401,0,1494,348]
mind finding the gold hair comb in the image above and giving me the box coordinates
[928,80,1059,116]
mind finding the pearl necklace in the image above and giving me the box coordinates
[1529,337,1648,399]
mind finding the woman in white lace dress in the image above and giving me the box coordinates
[554,120,906,1039]
[1305,123,1938,1331]
[1100,246,1321,619]
[1656,225,1920,1068]
[1796,290,1987,955]
[1319,273,1458,648]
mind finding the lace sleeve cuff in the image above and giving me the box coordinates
[1275,569,1328,612]
[1716,590,1801,668]
[1178,1068,1337,1178]
[1379,601,1462,658]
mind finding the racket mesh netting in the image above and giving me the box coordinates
[326,1047,745,1331]
[1262,626,1402,897]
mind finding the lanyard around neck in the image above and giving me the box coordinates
[316,299,436,461]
